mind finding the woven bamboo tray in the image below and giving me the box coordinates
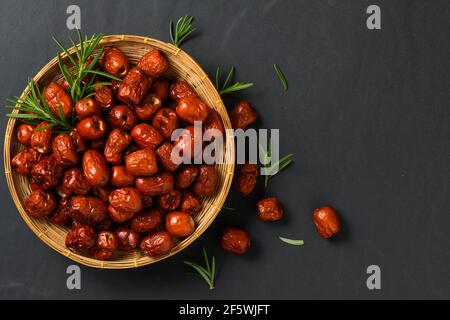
[3,35,235,269]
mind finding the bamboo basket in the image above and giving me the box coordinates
[3,35,235,269]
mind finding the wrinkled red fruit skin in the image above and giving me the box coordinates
[65,225,97,253]
[256,197,284,221]
[118,67,153,105]
[220,228,251,255]
[140,231,174,257]
[135,171,174,197]
[230,101,258,129]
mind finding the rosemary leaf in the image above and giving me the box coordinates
[203,248,211,273]
[274,64,288,91]
[221,66,235,91]
[260,137,294,188]
[215,67,221,90]
[169,15,196,47]
[184,261,213,289]
[279,237,304,246]
[88,70,122,81]
[222,206,236,212]
[215,66,253,96]
[184,248,216,290]
[6,113,38,119]
[220,82,253,96]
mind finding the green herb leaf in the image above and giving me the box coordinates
[215,66,253,96]
[274,64,288,91]
[169,15,196,48]
[52,30,111,102]
[222,206,236,212]
[87,70,122,81]
[279,237,304,246]
[5,79,73,131]
[184,248,216,290]
[259,137,294,188]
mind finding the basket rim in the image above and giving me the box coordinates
[3,35,235,269]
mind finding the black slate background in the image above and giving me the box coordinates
[1,0,449,299]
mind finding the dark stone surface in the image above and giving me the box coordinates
[0,0,449,299]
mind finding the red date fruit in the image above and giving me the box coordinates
[48,198,72,225]
[114,227,141,252]
[82,150,110,187]
[95,85,115,110]
[165,211,195,237]
[75,98,101,120]
[257,197,284,221]
[76,115,107,141]
[175,165,199,189]
[134,93,162,121]
[135,171,174,196]
[104,129,132,164]
[176,97,210,124]
[192,165,218,197]
[30,122,53,154]
[130,208,162,233]
[179,192,202,215]
[17,124,35,146]
[70,128,87,153]
[131,123,163,150]
[234,163,259,196]
[59,168,90,197]
[70,196,108,225]
[31,155,63,189]
[152,108,179,140]
[158,190,182,211]
[170,82,196,100]
[100,47,130,78]
[150,78,170,102]
[156,142,180,172]
[111,165,135,187]
[11,148,40,176]
[25,189,56,218]
[65,225,96,252]
[107,105,137,131]
[52,133,79,167]
[230,101,258,129]
[220,228,251,255]
[118,67,153,105]
[173,125,203,159]
[44,82,74,119]
[108,188,143,223]
[137,49,168,77]
[140,231,174,257]
[204,109,225,140]
[125,148,158,176]
[90,231,118,260]
[313,205,341,239]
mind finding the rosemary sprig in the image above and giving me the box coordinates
[274,64,288,91]
[222,206,236,212]
[215,66,253,96]
[279,236,304,246]
[169,15,196,48]
[5,79,73,131]
[52,29,120,102]
[259,137,294,188]
[184,248,216,290]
